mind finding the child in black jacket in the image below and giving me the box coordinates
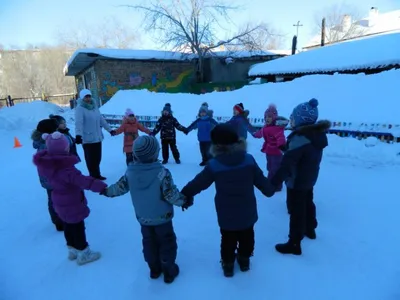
[49,114,80,161]
[151,103,187,165]
[180,123,275,277]
[270,98,331,256]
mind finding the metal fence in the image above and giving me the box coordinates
[0,93,76,108]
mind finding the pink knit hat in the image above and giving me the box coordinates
[42,132,70,154]
[264,104,278,121]
[125,108,134,117]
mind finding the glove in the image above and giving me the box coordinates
[75,135,82,144]
[99,189,107,196]
[149,132,155,136]
[110,130,116,136]
[181,196,194,211]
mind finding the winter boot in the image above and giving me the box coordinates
[67,246,78,260]
[236,256,250,272]
[149,266,162,279]
[275,240,302,255]
[163,263,180,284]
[76,247,101,265]
[175,159,181,164]
[305,229,317,240]
[162,160,168,164]
[221,260,234,277]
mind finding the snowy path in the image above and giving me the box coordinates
[1,134,400,300]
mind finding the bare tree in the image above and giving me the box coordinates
[55,16,140,49]
[313,3,366,44]
[125,0,278,81]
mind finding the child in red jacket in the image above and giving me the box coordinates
[252,104,288,191]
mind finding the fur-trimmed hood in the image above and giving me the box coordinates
[294,120,331,133]
[291,120,331,150]
[210,139,248,166]
[31,129,43,141]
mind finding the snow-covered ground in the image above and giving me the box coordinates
[1,71,400,299]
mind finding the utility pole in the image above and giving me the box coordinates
[293,21,303,38]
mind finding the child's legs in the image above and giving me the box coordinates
[237,226,255,258]
[126,152,134,165]
[161,139,170,161]
[155,221,178,274]
[64,221,88,250]
[46,189,62,226]
[267,154,283,190]
[288,189,309,243]
[168,139,180,160]
[220,228,238,263]
[140,225,161,269]
[305,188,318,232]
[199,141,211,162]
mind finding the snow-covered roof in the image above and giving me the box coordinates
[64,48,283,76]
[304,9,400,49]
[248,32,400,77]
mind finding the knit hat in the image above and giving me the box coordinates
[79,89,92,99]
[49,114,66,126]
[199,103,208,114]
[201,102,209,108]
[42,131,70,155]
[291,98,319,127]
[211,123,239,145]
[125,108,134,117]
[233,103,244,114]
[162,103,172,114]
[133,136,160,163]
[37,118,58,134]
[264,104,278,121]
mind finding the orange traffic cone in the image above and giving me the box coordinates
[13,137,22,148]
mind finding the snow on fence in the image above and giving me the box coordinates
[102,114,400,143]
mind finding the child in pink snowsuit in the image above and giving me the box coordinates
[253,104,286,191]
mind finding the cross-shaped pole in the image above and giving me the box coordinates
[293,21,303,37]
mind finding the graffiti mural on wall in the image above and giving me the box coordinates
[100,68,194,100]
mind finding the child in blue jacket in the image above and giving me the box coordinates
[226,103,253,140]
[187,104,218,166]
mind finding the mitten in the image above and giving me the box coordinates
[181,196,194,211]
[110,130,116,136]
[75,135,82,144]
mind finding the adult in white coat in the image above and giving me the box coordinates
[75,89,115,180]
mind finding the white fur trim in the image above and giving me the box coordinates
[51,131,63,139]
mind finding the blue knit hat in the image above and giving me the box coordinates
[291,98,319,127]
[133,136,160,163]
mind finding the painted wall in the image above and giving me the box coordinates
[94,60,195,102]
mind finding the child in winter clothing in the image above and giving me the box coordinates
[226,103,252,140]
[151,103,187,164]
[113,108,151,165]
[49,114,80,161]
[33,132,107,265]
[187,104,219,166]
[101,135,192,284]
[270,98,330,256]
[31,118,64,231]
[180,123,275,278]
[198,102,214,118]
[252,104,287,191]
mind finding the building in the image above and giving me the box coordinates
[64,48,285,104]
[248,32,400,82]
[304,7,400,50]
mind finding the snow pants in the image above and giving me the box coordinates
[64,220,88,251]
[199,141,212,163]
[140,221,178,274]
[266,154,283,190]
[286,188,318,242]
[161,139,180,161]
[220,226,255,263]
[46,189,63,227]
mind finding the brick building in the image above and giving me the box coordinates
[64,49,285,104]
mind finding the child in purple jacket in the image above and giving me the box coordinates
[33,132,107,265]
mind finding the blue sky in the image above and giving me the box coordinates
[0,0,399,49]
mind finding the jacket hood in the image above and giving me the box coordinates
[127,161,164,190]
[294,120,331,150]
[33,150,80,178]
[274,116,289,128]
[210,139,247,166]
[31,129,43,141]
